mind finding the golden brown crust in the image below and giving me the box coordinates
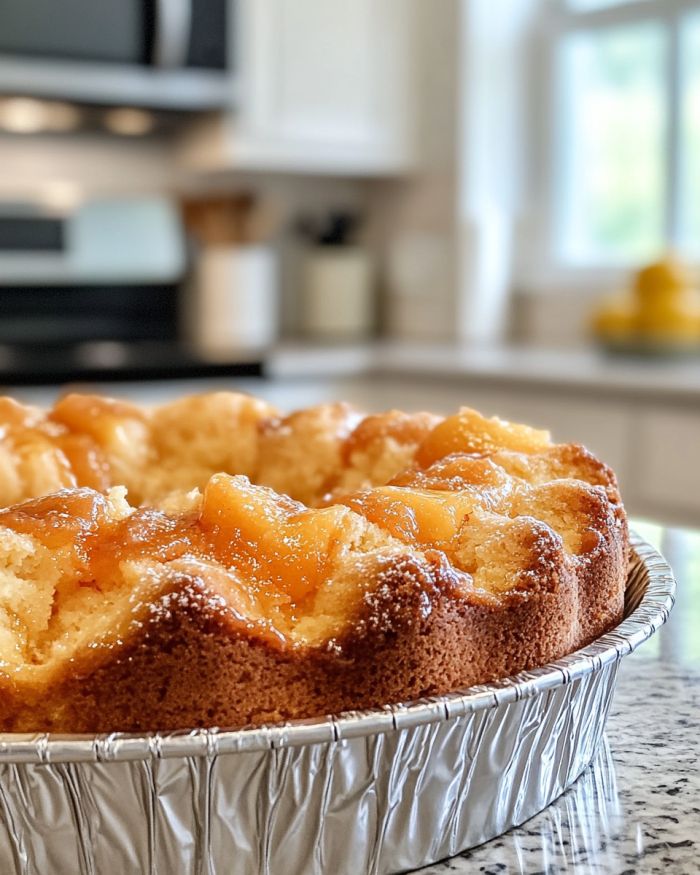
[0,521,627,733]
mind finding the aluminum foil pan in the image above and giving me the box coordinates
[0,533,675,875]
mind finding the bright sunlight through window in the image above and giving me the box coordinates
[552,0,700,267]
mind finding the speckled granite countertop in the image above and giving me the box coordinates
[417,522,700,874]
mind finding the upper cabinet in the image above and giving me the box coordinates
[179,0,418,175]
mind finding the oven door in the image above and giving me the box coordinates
[0,0,150,65]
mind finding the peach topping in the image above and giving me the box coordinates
[416,409,550,468]
[0,394,137,495]
[337,487,474,552]
[0,474,366,621]
[0,489,205,586]
[200,474,358,605]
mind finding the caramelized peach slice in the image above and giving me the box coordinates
[51,394,152,498]
[392,453,510,490]
[0,398,43,434]
[51,393,150,459]
[390,454,518,514]
[51,393,147,436]
[56,433,111,492]
[200,473,361,604]
[0,488,113,553]
[337,486,474,551]
[416,408,550,468]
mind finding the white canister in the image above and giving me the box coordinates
[189,244,278,354]
[301,247,374,339]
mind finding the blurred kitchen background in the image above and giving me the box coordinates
[0,0,699,528]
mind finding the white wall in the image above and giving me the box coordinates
[0,132,178,203]
[365,0,540,344]
[456,0,539,344]
[365,0,461,341]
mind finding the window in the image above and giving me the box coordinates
[547,0,700,267]
[679,11,700,253]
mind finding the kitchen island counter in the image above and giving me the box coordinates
[268,342,700,407]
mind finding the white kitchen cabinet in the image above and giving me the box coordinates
[179,0,417,175]
[635,410,700,518]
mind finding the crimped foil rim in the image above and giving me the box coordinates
[0,531,675,764]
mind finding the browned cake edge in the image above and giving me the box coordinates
[0,514,628,733]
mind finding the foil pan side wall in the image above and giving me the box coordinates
[0,661,618,875]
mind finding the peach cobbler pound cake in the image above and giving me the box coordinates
[0,393,628,732]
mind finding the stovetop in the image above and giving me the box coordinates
[0,341,264,386]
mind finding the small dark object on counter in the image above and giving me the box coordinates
[296,211,361,246]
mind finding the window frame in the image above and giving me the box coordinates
[518,0,700,292]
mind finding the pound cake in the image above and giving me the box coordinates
[0,393,628,732]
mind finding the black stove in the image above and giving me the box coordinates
[0,340,264,386]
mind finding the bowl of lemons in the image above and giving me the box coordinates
[593,256,700,356]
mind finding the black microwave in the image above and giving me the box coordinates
[0,0,228,71]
